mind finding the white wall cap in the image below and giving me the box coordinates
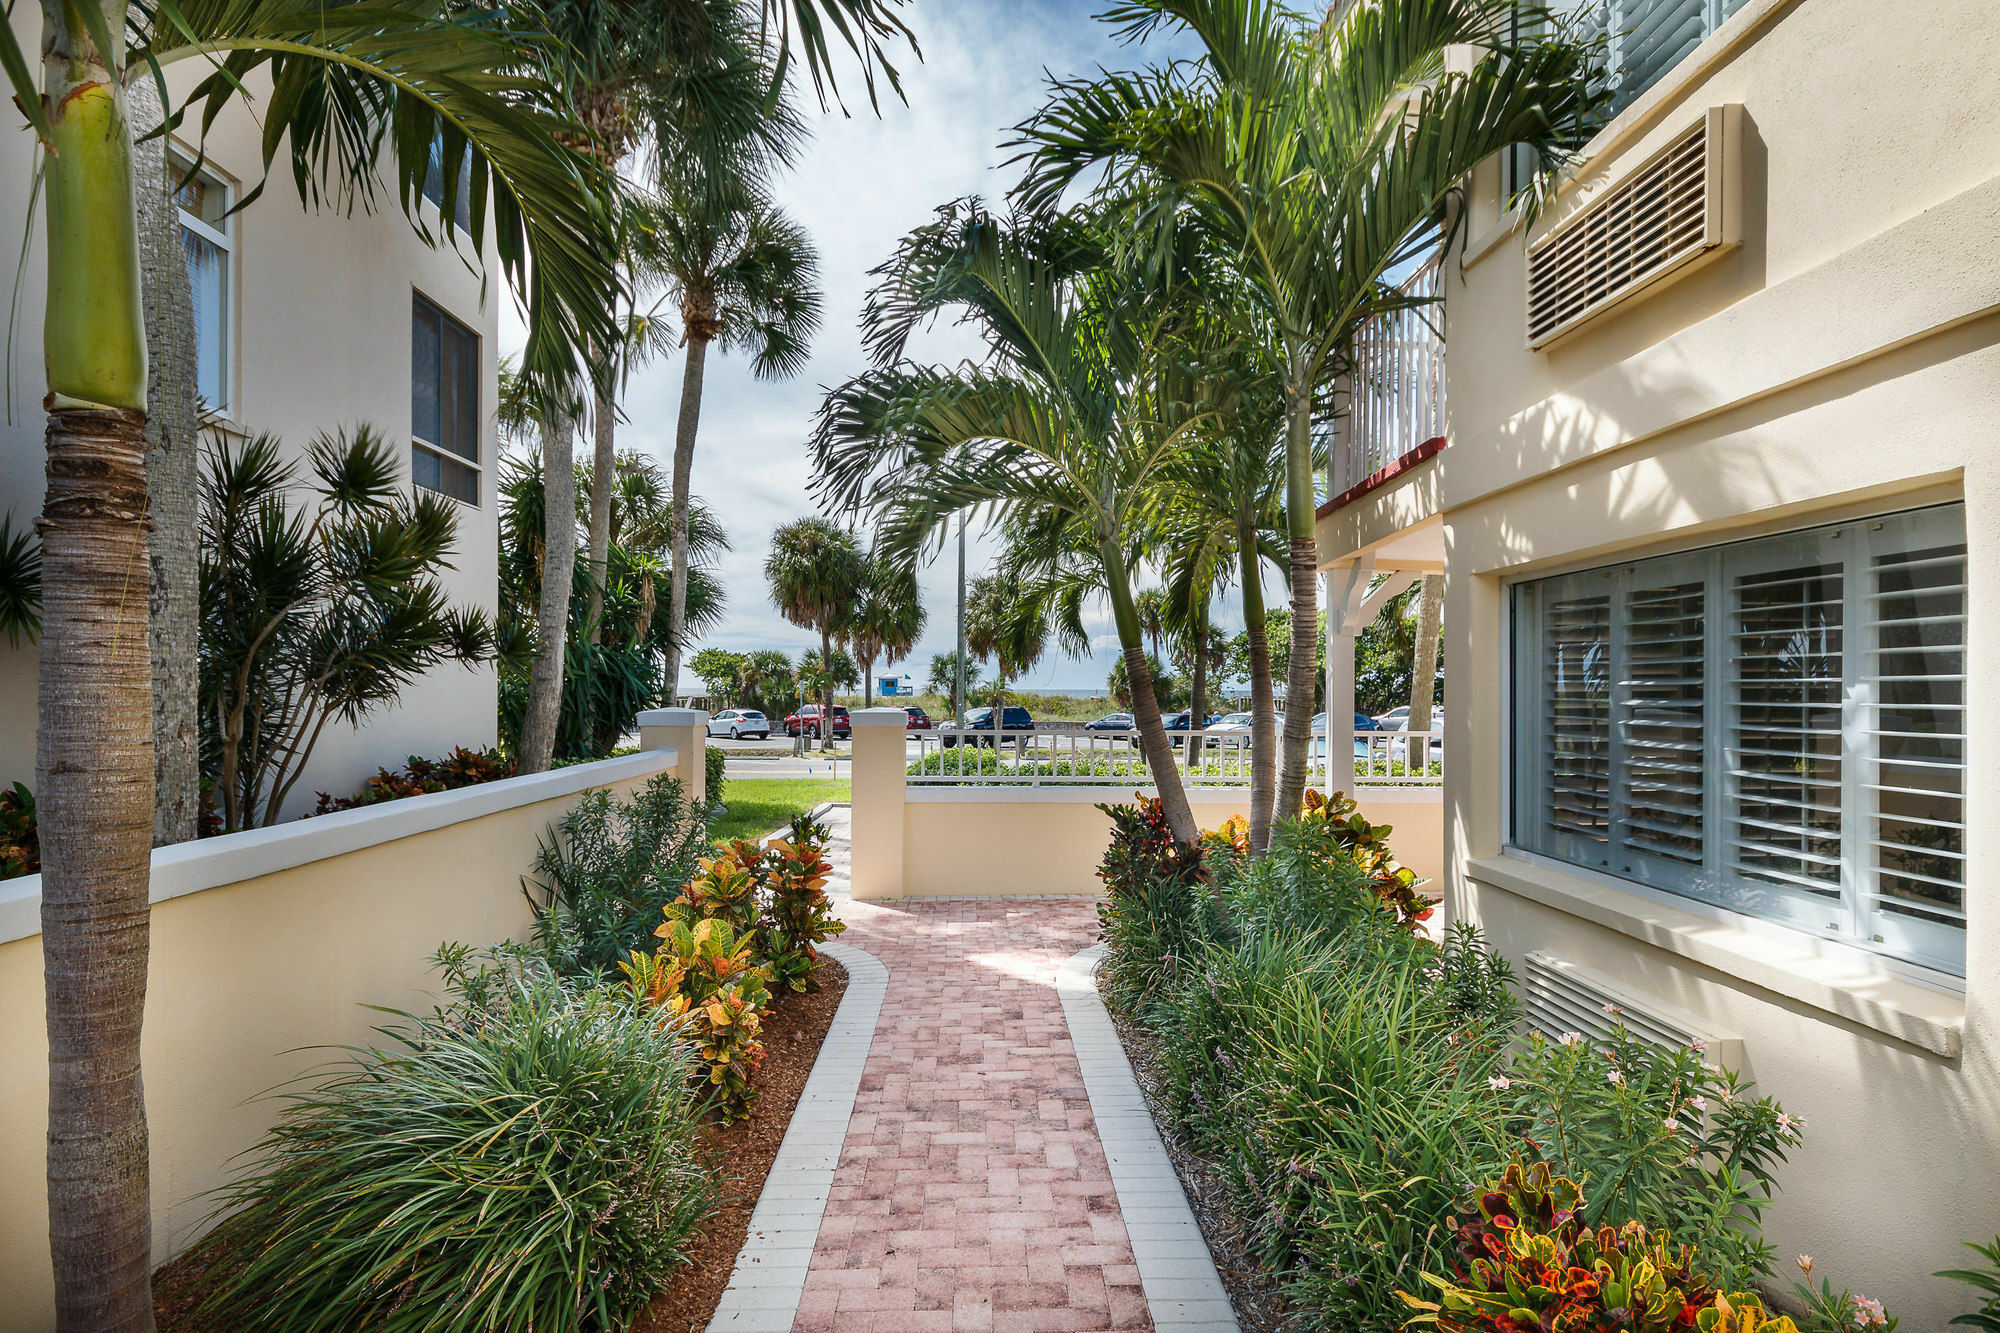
[850,708,913,729]
[0,748,674,946]
[637,708,708,728]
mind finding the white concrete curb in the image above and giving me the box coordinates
[706,940,887,1332]
[1056,943,1241,1333]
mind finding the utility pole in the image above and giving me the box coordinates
[954,513,968,728]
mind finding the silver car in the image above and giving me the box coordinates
[705,708,770,740]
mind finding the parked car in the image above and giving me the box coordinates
[1209,711,1254,733]
[706,708,770,740]
[783,704,851,739]
[1084,712,1135,731]
[1164,711,1220,746]
[903,705,934,730]
[1354,712,1381,731]
[943,705,1035,747]
[1389,711,1445,765]
[1310,712,1372,760]
[1374,705,1409,728]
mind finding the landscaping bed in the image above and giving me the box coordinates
[634,957,848,1333]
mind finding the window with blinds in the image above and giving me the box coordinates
[1562,0,1753,115]
[1511,504,1967,976]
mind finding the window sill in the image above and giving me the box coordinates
[1463,853,1965,1059]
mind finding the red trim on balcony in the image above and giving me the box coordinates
[1316,436,1447,518]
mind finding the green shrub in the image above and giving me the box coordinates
[199,950,717,1332]
[1939,1238,2000,1330]
[1093,795,1217,1012]
[311,746,514,815]
[705,742,726,809]
[759,814,846,994]
[527,775,710,978]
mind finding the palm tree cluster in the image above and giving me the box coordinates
[2,0,913,1317]
[764,517,925,750]
[811,0,1606,847]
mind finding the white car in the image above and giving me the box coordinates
[706,708,770,740]
[1209,711,1255,733]
[1389,712,1445,764]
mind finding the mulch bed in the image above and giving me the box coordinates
[1105,1000,1292,1333]
[152,959,850,1333]
[634,958,847,1332]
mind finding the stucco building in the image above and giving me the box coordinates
[0,55,502,820]
[1317,0,2000,1320]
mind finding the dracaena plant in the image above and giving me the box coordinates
[198,427,506,830]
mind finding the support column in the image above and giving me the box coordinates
[637,707,709,805]
[1324,586,1356,792]
[848,708,909,901]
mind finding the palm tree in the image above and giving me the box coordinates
[648,172,823,700]
[965,572,1048,708]
[812,201,1215,841]
[927,651,982,715]
[766,518,866,752]
[849,557,926,707]
[1013,0,1606,825]
[1133,587,1169,659]
[0,0,628,1318]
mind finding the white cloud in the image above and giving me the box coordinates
[501,2,1273,693]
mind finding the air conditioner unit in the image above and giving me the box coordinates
[1525,105,1742,350]
[1521,950,1744,1070]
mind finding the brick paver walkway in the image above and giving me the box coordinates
[793,866,1150,1331]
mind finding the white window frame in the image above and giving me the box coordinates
[1507,502,1968,980]
[170,151,234,418]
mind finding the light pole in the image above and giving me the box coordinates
[954,513,967,728]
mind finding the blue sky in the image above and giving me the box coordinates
[506,0,1237,693]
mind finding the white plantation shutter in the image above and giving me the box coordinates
[1513,504,1968,976]
[1576,0,1754,114]
[1616,578,1706,868]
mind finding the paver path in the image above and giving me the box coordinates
[793,815,1150,1333]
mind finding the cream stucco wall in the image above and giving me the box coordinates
[1309,0,2000,1321]
[0,22,503,815]
[0,750,677,1330]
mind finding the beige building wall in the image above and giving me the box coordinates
[0,750,680,1330]
[1314,0,2000,1321]
[0,29,503,816]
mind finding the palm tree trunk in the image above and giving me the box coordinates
[1275,381,1319,825]
[520,408,576,773]
[39,12,158,1325]
[1187,594,1208,771]
[861,649,876,708]
[1409,572,1443,766]
[584,369,614,645]
[1239,524,1276,855]
[129,77,199,847]
[663,334,709,707]
[1104,541,1196,843]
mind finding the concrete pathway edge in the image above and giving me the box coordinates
[708,941,890,1331]
[1055,944,1242,1333]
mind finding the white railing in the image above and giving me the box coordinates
[1328,261,1446,497]
[906,728,1442,788]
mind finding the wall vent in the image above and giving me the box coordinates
[1521,951,1743,1070]
[1525,105,1741,349]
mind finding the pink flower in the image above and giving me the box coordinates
[1689,1038,1708,1054]
[1606,1069,1625,1086]
[1663,1116,1680,1132]
[1854,1295,1887,1327]
[1796,1255,1813,1275]
[1488,1076,1511,1092]
[1558,1031,1584,1047]
[1689,1095,1707,1111]
[1601,1002,1623,1016]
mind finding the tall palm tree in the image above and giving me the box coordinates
[849,556,925,707]
[1133,587,1169,659]
[0,0,623,1320]
[965,572,1048,707]
[1013,0,1606,825]
[812,201,1215,841]
[648,172,823,700]
[766,517,866,752]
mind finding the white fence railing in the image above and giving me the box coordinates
[905,728,1442,788]
[1327,262,1446,497]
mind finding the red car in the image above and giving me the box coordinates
[903,706,934,730]
[783,704,851,739]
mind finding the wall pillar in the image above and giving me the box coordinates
[848,708,909,901]
[637,708,708,805]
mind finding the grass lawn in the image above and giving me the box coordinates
[708,777,849,845]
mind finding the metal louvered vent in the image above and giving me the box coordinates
[1526,105,1741,349]
[1522,951,1743,1070]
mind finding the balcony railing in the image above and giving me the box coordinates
[1326,261,1446,502]
[904,727,1442,789]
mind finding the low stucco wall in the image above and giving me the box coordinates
[0,749,681,1330]
[890,786,1445,900]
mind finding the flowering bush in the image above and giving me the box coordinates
[311,745,513,814]
[1401,1158,1801,1333]
[622,916,772,1122]
[1501,1024,1802,1291]
[0,781,37,880]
